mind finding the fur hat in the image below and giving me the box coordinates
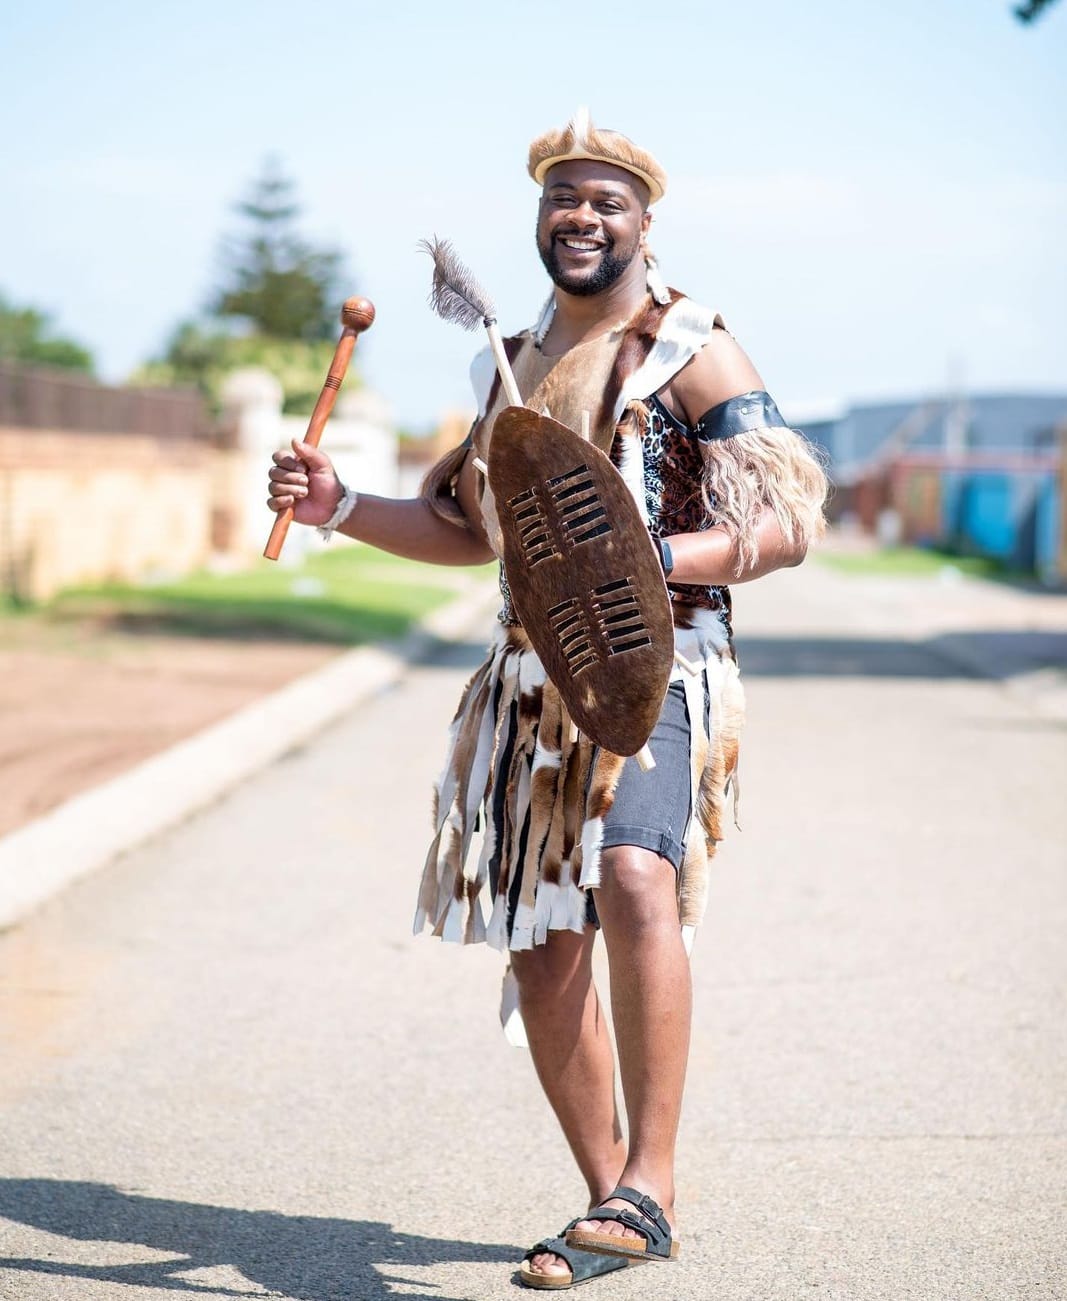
[528,107,667,204]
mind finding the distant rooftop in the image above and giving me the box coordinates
[799,391,1067,478]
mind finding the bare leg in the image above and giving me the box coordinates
[569,845,690,1247]
[512,926,626,1278]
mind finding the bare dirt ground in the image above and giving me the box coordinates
[0,615,337,838]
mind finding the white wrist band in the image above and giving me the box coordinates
[317,484,359,541]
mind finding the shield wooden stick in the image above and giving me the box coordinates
[263,296,375,561]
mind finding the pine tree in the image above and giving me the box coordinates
[1014,0,1060,22]
[136,159,355,412]
[211,157,344,341]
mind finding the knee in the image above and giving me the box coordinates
[595,846,679,926]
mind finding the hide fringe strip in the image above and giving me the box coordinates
[413,608,744,953]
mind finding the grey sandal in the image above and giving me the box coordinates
[519,1217,633,1289]
[564,1186,679,1262]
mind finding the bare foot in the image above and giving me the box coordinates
[569,1188,675,1252]
[524,1197,631,1281]
[524,1246,572,1279]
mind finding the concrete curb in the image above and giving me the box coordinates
[0,580,498,931]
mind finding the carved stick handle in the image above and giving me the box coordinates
[263,297,376,561]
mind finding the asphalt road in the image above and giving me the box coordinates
[1,560,1064,1300]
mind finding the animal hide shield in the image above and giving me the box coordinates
[488,407,674,756]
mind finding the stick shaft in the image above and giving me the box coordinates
[674,649,702,677]
[485,320,523,406]
[263,332,357,561]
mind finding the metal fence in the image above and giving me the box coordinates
[0,361,210,439]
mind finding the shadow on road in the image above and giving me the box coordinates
[420,630,1067,683]
[0,1179,518,1301]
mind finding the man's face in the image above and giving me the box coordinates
[536,160,652,297]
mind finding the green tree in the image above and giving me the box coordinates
[133,322,338,415]
[0,292,94,372]
[135,159,354,413]
[1014,0,1060,21]
[211,156,344,341]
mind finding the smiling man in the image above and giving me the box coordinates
[268,109,827,1290]
[537,170,649,296]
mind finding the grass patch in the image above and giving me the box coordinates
[40,546,493,645]
[816,545,1011,581]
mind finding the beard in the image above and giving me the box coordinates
[537,228,641,297]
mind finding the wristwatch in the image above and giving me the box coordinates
[656,537,674,578]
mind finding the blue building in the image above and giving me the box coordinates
[796,393,1067,581]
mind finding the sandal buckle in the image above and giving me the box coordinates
[634,1193,662,1222]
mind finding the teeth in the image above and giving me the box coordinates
[561,238,601,251]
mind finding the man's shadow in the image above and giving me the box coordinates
[0,1179,520,1300]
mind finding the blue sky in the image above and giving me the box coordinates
[3,0,1065,428]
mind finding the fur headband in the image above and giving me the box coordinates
[528,107,667,204]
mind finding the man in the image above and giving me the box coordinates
[268,110,827,1289]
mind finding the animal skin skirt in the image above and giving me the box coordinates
[413,607,744,955]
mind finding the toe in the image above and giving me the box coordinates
[527,1250,570,1277]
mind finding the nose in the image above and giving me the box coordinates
[568,199,599,229]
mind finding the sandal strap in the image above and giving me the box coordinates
[581,1208,651,1238]
[522,1230,630,1281]
[523,1234,567,1263]
[576,1186,675,1258]
[604,1185,670,1237]
[524,1217,584,1258]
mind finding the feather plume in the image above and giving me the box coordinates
[419,236,496,330]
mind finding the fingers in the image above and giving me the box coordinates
[268,464,308,488]
[272,450,304,470]
[267,439,335,520]
[267,483,301,508]
[267,465,308,513]
[272,441,332,478]
[291,438,333,471]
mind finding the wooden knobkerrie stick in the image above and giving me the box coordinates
[674,650,702,676]
[263,296,376,561]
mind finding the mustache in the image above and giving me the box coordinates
[554,230,612,246]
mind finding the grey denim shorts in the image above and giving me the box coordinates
[600,679,694,872]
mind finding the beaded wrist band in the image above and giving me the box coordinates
[317,484,359,541]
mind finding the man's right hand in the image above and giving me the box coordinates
[267,439,346,527]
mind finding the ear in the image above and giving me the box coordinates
[640,210,652,241]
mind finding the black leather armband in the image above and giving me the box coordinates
[656,537,674,578]
[693,390,788,442]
